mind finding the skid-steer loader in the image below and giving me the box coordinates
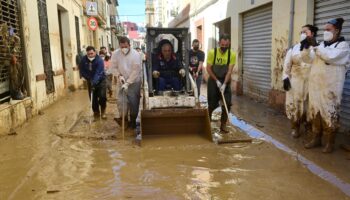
[139,27,212,141]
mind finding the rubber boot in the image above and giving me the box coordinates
[301,114,312,135]
[208,108,214,121]
[291,121,300,138]
[304,132,321,148]
[101,109,107,120]
[305,114,322,149]
[322,127,336,153]
[220,106,229,133]
[304,121,312,135]
[93,112,100,121]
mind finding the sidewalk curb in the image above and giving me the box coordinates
[229,113,350,197]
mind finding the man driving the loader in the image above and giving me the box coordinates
[152,39,186,91]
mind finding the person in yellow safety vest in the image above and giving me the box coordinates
[301,18,350,153]
[206,33,236,133]
[282,24,318,138]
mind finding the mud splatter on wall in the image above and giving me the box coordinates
[272,36,288,90]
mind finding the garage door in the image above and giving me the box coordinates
[242,4,272,101]
[314,0,350,132]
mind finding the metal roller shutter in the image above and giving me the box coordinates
[314,0,350,132]
[242,4,272,101]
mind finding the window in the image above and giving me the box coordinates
[0,0,24,102]
[37,0,55,93]
[75,16,81,53]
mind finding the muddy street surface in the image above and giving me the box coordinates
[0,90,349,200]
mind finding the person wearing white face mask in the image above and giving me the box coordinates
[301,18,350,153]
[110,36,142,129]
[282,24,318,138]
[79,46,107,120]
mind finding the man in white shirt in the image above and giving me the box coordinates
[111,37,142,129]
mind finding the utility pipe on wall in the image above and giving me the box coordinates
[288,0,295,48]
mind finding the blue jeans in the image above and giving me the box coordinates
[157,77,182,91]
[87,79,107,114]
[195,74,203,96]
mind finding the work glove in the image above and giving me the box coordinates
[189,67,197,78]
[196,67,203,76]
[220,83,226,93]
[300,38,309,51]
[301,37,317,51]
[194,72,199,79]
[179,69,186,77]
[119,76,125,84]
[152,70,160,78]
[121,82,129,92]
[283,78,291,91]
[216,80,222,89]
[91,82,97,91]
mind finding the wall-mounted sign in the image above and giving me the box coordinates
[87,17,98,31]
[86,1,98,16]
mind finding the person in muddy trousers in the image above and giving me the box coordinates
[282,24,318,138]
[301,18,350,153]
[79,46,107,120]
[152,39,186,91]
[111,36,142,129]
[206,33,236,133]
[189,39,205,96]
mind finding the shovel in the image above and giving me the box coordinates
[217,90,252,144]
[89,90,93,126]
[121,89,126,142]
[220,90,230,123]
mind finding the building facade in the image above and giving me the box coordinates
[145,0,155,27]
[169,0,350,132]
[0,0,121,135]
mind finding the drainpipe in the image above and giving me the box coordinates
[288,0,295,48]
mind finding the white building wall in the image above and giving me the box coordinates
[20,0,85,111]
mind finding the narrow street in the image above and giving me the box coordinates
[0,88,349,200]
[0,0,350,199]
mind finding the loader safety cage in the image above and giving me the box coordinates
[140,27,212,141]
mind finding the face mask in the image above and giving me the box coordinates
[323,31,333,42]
[193,46,199,51]
[300,33,307,41]
[88,57,95,61]
[121,48,129,55]
[220,47,228,52]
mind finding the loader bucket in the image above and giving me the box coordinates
[141,108,213,141]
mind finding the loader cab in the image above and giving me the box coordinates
[145,28,191,96]
[152,38,184,92]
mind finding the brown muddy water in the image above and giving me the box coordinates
[0,91,349,200]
